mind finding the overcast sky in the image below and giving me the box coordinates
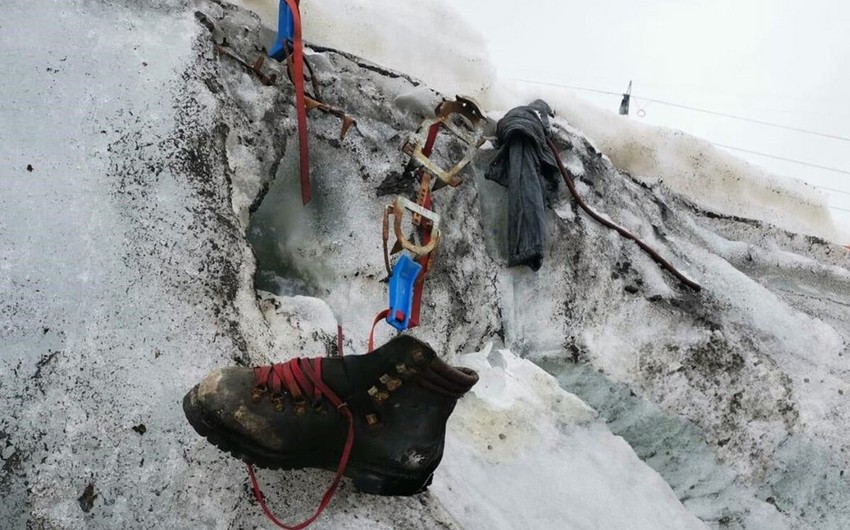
[451,0,850,233]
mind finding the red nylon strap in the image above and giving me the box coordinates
[409,255,430,328]
[409,190,433,328]
[407,123,441,329]
[368,309,391,352]
[283,0,311,204]
[422,122,440,157]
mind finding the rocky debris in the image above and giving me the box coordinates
[78,484,97,513]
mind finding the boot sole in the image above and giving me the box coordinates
[183,387,433,496]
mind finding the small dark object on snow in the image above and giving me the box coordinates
[619,81,632,116]
[78,483,97,513]
[183,335,477,496]
[132,423,147,435]
[26,164,33,172]
[486,99,560,271]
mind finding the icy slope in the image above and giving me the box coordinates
[227,1,850,526]
[435,347,705,530]
[235,5,850,529]
[234,0,839,242]
[232,0,495,98]
[533,87,838,243]
[4,1,850,529]
[1,1,708,529]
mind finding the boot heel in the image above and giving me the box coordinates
[351,471,433,496]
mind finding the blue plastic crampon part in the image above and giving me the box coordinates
[269,0,295,61]
[386,254,423,331]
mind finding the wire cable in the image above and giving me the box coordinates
[646,99,850,143]
[816,185,850,197]
[515,79,850,142]
[714,144,850,176]
[516,78,850,176]
[514,79,850,215]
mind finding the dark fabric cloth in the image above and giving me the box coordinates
[486,100,559,271]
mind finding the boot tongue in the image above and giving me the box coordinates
[420,356,479,399]
[318,357,354,398]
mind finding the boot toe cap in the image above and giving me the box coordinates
[183,367,285,451]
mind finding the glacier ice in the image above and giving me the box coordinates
[3,1,850,529]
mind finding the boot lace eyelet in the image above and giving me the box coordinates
[367,385,390,404]
[411,350,426,365]
[293,398,308,416]
[270,393,286,411]
[251,385,269,403]
[380,374,402,391]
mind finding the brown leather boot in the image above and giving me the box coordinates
[183,335,478,496]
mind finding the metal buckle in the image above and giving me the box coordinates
[401,95,487,188]
[391,196,441,256]
[382,197,441,273]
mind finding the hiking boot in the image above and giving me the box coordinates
[183,335,478,496]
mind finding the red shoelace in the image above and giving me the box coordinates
[247,309,390,528]
[247,357,354,530]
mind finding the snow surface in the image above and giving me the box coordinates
[4,1,850,529]
[435,345,705,530]
[235,0,841,243]
[0,2,704,528]
[234,0,495,99]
